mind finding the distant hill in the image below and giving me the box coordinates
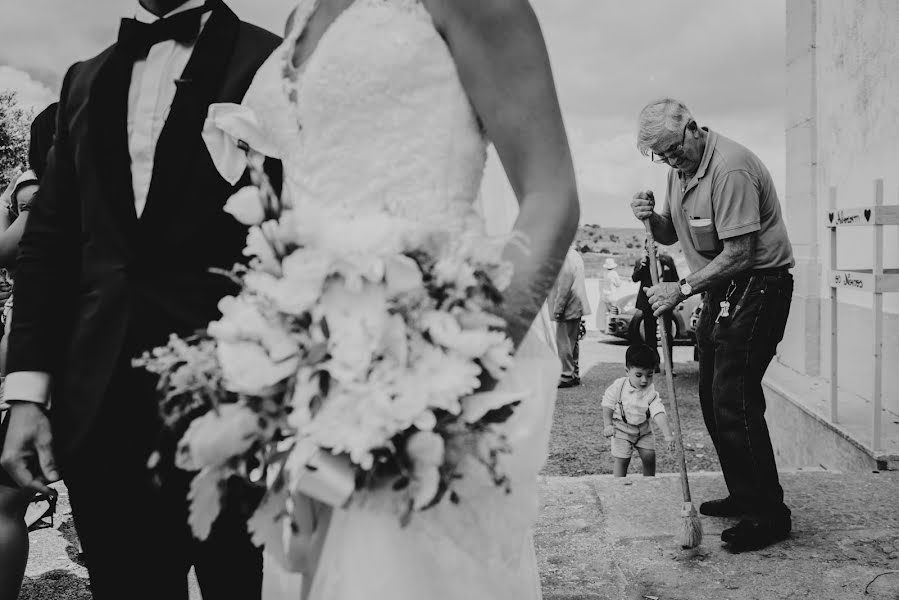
[575,224,684,278]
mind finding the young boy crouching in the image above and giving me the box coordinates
[602,343,675,477]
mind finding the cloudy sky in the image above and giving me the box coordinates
[0,0,785,227]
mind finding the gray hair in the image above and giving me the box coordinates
[636,98,694,156]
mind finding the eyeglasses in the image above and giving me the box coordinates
[651,122,690,164]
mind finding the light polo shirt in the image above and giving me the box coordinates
[660,128,794,274]
[601,377,666,426]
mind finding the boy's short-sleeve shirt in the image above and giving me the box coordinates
[601,377,665,425]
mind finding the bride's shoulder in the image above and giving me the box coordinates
[420,0,537,36]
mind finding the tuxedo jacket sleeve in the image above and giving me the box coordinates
[7,63,83,377]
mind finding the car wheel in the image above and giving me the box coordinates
[670,317,680,341]
[628,314,645,343]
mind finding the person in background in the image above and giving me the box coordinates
[632,241,679,373]
[632,97,794,552]
[601,257,622,294]
[549,246,590,388]
[0,101,58,600]
[596,257,621,334]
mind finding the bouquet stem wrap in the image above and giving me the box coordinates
[295,451,356,509]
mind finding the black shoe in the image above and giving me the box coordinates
[721,518,791,552]
[699,497,744,518]
[25,491,58,532]
[557,379,580,389]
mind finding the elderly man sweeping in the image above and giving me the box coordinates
[630,98,794,552]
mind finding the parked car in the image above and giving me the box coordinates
[604,291,702,346]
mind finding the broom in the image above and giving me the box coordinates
[642,220,703,549]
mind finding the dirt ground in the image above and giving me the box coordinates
[542,357,722,477]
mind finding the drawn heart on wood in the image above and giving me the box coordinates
[828,212,834,223]
[864,209,872,222]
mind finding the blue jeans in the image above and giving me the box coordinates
[695,270,793,521]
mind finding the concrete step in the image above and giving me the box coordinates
[537,469,899,600]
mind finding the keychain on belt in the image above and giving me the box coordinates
[716,276,757,323]
[715,280,738,323]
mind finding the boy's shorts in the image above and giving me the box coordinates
[610,419,655,459]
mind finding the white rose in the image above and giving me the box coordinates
[423,311,508,359]
[210,296,297,362]
[407,431,445,468]
[384,255,423,296]
[411,466,440,510]
[244,226,281,275]
[177,403,261,470]
[412,410,437,431]
[380,314,409,368]
[433,256,477,290]
[421,311,461,344]
[217,340,299,395]
[327,328,374,382]
[479,337,516,380]
[224,186,266,225]
[243,249,333,316]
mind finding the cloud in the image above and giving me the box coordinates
[0,66,55,112]
[0,0,786,227]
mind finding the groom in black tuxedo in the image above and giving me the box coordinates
[0,1,280,598]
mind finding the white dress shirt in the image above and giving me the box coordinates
[130,0,210,218]
[4,0,209,406]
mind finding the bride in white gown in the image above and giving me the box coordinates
[227,0,579,597]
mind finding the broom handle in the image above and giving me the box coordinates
[642,220,692,504]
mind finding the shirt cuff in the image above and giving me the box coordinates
[3,371,51,405]
[717,221,760,240]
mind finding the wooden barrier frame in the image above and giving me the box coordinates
[826,179,899,452]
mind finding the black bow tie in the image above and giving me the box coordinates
[117,5,210,60]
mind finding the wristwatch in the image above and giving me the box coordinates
[678,278,693,297]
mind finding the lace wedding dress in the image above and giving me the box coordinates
[237,1,560,597]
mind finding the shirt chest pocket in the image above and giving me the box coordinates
[682,186,721,253]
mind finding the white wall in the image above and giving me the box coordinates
[783,0,899,413]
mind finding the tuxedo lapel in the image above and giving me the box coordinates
[88,46,139,244]
[138,1,240,233]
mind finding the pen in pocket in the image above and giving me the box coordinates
[730,275,757,319]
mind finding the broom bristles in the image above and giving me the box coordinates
[678,502,703,549]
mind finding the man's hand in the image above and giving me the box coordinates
[603,425,615,439]
[645,282,684,317]
[0,402,59,494]
[631,190,655,221]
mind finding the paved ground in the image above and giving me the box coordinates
[23,469,899,600]
[19,336,899,599]
[538,470,899,600]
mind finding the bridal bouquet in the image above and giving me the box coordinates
[134,146,525,546]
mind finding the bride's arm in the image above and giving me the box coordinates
[425,0,580,347]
